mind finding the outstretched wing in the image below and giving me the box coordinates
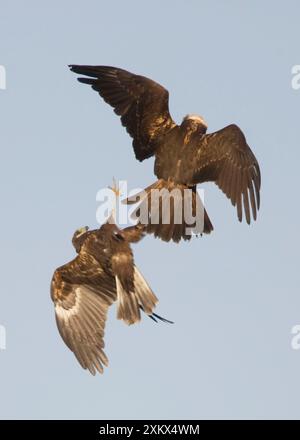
[191,124,261,224]
[51,256,116,375]
[69,65,176,161]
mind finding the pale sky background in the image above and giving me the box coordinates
[0,0,300,420]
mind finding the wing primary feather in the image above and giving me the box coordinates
[230,162,238,206]
[248,174,257,220]
[242,171,251,224]
[236,169,243,222]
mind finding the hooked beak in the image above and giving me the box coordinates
[77,226,89,236]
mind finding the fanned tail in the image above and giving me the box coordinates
[116,266,158,325]
[123,179,214,243]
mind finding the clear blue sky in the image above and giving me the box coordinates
[1,0,300,420]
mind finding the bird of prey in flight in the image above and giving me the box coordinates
[51,218,171,375]
[70,65,261,242]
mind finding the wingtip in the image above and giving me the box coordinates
[151,312,174,324]
[69,65,82,73]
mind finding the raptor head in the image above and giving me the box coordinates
[72,226,90,252]
[181,114,208,134]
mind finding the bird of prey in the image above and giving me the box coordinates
[69,65,261,242]
[51,218,170,375]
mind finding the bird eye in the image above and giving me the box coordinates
[113,231,124,241]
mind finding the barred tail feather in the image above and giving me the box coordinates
[115,267,158,325]
[116,277,141,325]
[133,266,158,314]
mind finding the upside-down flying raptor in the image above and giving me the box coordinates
[51,218,170,375]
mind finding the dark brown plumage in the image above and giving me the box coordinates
[69,65,261,242]
[51,220,160,375]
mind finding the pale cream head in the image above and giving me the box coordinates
[73,226,89,240]
[183,114,208,128]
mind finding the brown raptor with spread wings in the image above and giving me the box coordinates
[70,65,261,242]
[51,219,170,375]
